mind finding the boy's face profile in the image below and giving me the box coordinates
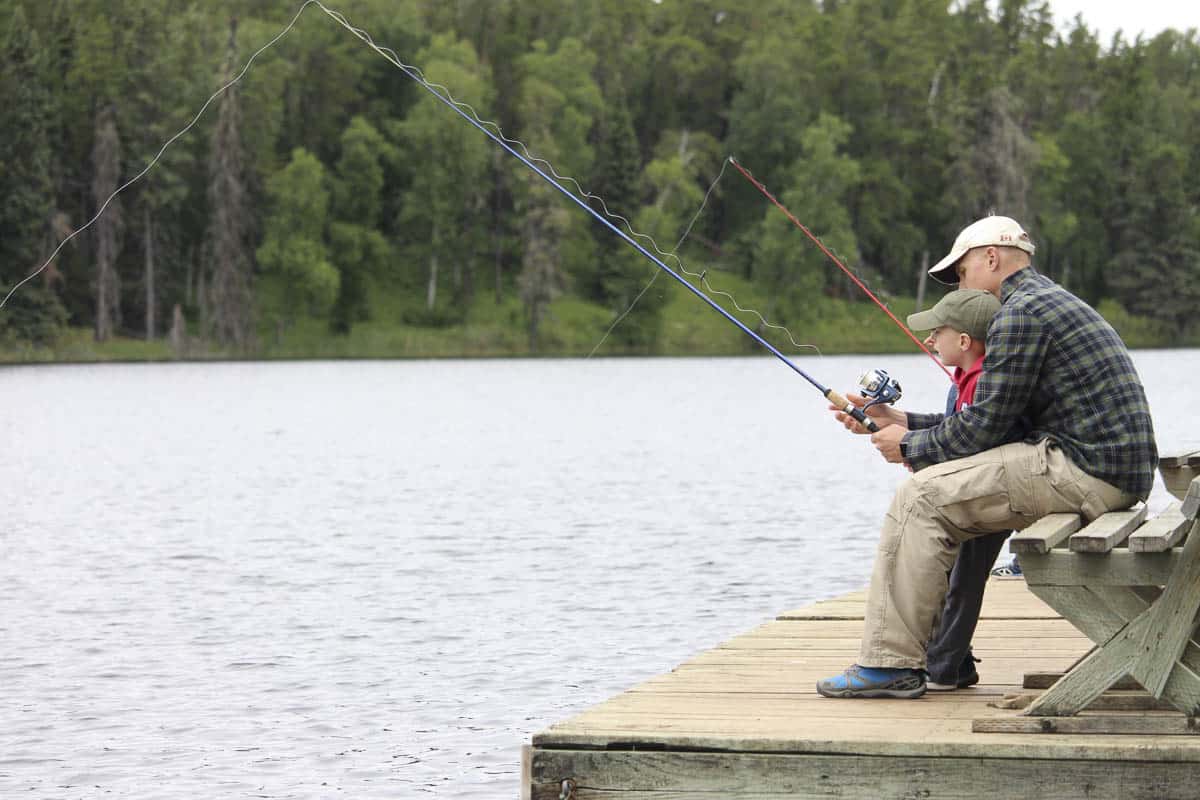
[924,325,974,370]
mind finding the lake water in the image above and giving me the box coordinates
[2,352,1193,798]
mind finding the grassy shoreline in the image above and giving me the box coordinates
[2,277,1186,365]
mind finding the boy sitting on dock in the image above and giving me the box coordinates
[904,289,1010,692]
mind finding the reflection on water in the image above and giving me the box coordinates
[1,353,1190,797]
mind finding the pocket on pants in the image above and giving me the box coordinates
[929,459,1029,534]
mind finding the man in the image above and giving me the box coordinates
[816,215,1157,699]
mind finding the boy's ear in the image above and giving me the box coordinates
[959,332,972,351]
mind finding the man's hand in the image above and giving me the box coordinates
[829,392,907,435]
[870,424,908,463]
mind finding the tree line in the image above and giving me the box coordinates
[2,0,1198,354]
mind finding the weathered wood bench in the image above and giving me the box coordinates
[974,451,1200,734]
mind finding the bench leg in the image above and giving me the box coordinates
[1131,520,1200,697]
[1025,603,1200,716]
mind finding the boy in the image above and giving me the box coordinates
[905,288,1009,691]
[907,287,996,410]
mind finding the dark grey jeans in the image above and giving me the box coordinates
[924,531,1010,684]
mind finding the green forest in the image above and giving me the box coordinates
[1,0,1198,361]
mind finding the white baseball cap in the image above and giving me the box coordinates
[929,215,1036,284]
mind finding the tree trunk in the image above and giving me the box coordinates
[91,105,123,342]
[205,18,254,350]
[426,252,439,311]
[427,219,439,311]
[144,205,156,340]
[653,128,690,213]
[493,149,505,304]
[915,249,929,311]
[185,250,194,306]
[169,303,185,357]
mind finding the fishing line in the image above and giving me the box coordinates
[585,164,722,359]
[9,0,816,368]
[5,1,876,430]
[321,11,871,425]
[729,157,954,381]
[0,3,315,313]
[316,9,823,360]
[590,156,822,358]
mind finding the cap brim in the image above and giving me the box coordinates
[928,245,964,285]
[906,309,942,331]
[929,265,959,285]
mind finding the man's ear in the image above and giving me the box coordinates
[986,246,1003,272]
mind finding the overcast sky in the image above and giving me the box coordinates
[1047,0,1200,42]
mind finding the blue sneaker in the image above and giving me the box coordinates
[990,557,1023,579]
[816,665,927,698]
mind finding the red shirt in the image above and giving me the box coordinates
[954,355,986,411]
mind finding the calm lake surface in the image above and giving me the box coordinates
[2,352,1193,798]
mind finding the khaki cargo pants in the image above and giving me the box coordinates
[860,439,1138,668]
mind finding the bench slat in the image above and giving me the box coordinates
[1019,549,1179,587]
[1009,513,1081,555]
[1158,451,1200,468]
[1128,503,1190,552]
[1068,505,1147,553]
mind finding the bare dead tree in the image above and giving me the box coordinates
[945,88,1038,227]
[91,105,123,342]
[518,182,569,351]
[205,17,255,350]
[974,88,1038,221]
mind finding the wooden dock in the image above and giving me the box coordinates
[523,579,1200,799]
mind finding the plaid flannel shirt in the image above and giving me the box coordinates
[902,267,1157,499]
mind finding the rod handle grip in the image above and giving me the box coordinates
[826,388,879,433]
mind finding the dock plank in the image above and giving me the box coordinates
[527,578,1200,798]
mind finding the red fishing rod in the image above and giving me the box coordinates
[729,157,954,383]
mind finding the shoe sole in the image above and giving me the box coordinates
[921,681,979,690]
[816,683,927,699]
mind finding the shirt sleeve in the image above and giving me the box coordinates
[906,411,945,430]
[902,303,1047,470]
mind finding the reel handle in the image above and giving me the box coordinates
[825,388,880,433]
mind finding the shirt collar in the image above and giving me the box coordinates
[1000,265,1040,303]
[953,354,985,387]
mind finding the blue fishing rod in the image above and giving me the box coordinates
[395,67,879,433]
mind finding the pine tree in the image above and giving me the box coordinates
[587,92,641,306]
[0,4,66,345]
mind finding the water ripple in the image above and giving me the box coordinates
[1,354,1186,798]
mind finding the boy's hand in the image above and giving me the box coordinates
[829,392,906,434]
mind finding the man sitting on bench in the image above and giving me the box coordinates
[816,215,1158,699]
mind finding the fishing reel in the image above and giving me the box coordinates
[857,368,902,411]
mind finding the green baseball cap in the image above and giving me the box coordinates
[906,289,1000,341]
